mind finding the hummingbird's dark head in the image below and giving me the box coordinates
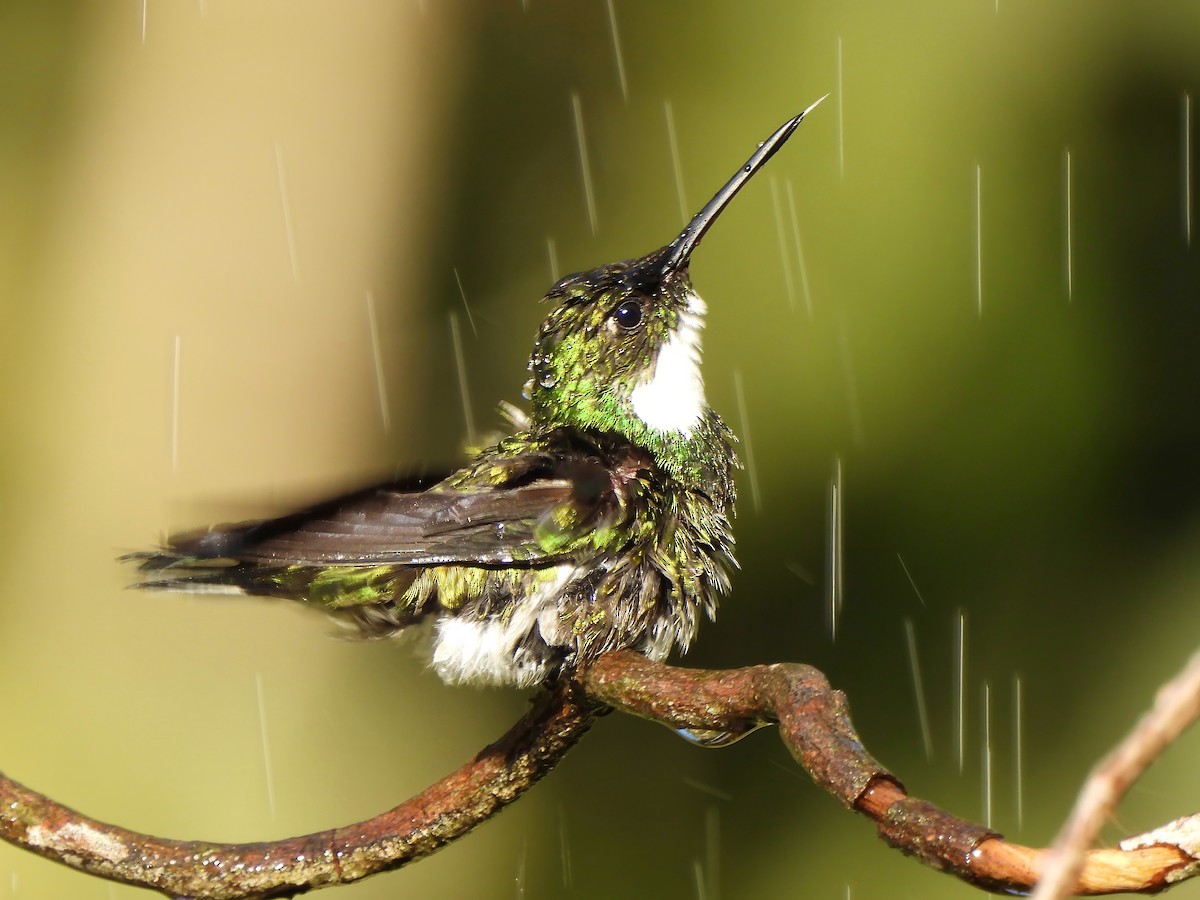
[526,247,707,440]
[524,100,825,455]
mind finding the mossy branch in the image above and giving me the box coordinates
[580,651,1200,896]
[0,683,599,899]
[1,651,1198,897]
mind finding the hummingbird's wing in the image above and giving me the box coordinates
[134,443,635,572]
[158,480,576,567]
[127,433,649,639]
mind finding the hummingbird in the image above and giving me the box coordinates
[130,100,823,688]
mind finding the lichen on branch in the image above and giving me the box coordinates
[1,652,1198,898]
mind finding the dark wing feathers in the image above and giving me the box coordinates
[222,481,578,566]
[133,443,638,573]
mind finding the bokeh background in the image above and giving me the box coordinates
[2,2,1199,897]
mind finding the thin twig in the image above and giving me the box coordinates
[1031,647,1200,899]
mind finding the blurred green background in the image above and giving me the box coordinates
[2,2,1199,898]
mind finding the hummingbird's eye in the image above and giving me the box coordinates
[613,300,643,330]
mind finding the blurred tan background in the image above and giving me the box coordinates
[1,2,1199,897]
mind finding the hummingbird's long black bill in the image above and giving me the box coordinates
[661,94,828,274]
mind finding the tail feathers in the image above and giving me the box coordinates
[124,548,231,572]
[122,550,283,597]
[122,548,420,624]
[124,550,426,641]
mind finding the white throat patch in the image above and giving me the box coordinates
[629,291,707,434]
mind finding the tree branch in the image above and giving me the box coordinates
[577,651,1200,895]
[0,682,598,899]
[2,652,1198,897]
